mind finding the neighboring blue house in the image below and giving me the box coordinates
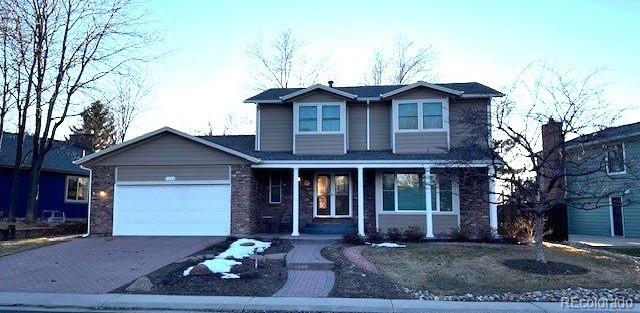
[0,132,92,220]
[560,122,639,238]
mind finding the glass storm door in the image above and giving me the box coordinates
[316,175,331,216]
[316,174,351,217]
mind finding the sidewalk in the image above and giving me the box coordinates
[1,292,638,313]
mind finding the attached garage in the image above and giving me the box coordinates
[113,183,230,236]
[76,127,259,236]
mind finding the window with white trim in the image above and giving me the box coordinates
[297,104,342,133]
[396,100,445,130]
[381,172,452,212]
[269,172,282,204]
[606,143,625,174]
[65,176,88,202]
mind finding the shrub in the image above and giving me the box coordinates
[449,226,470,241]
[343,231,364,245]
[403,226,425,242]
[386,227,403,241]
[477,224,497,243]
[500,215,534,244]
[366,230,385,243]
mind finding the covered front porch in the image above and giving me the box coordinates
[251,162,498,238]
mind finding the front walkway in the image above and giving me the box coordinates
[0,236,221,293]
[568,234,640,247]
[273,242,335,297]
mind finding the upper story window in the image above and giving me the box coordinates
[295,103,344,133]
[65,176,88,203]
[394,99,447,131]
[606,143,626,174]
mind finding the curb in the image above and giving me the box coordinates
[1,292,639,313]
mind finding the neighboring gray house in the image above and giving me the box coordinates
[76,81,504,237]
[560,121,640,238]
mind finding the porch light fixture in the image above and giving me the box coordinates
[99,191,108,198]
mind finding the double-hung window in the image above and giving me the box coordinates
[65,176,88,202]
[606,143,625,174]
[269,172,282,204]
[297,104,342,132]
[396,100,445,131]
[382,172,453,212]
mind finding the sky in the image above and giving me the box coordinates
[68,0,640,139]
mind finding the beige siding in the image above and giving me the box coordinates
[295,134,345,155]
[450,99,489,148]
[393,87,450,100]
[377,213,458,234]
[293,90,346,103]
[394,132,448,154]
[89,133,248,166]
[369,103,391,150]
[348,105,367,151]
[260,105,293,151]
[117,165,230,182]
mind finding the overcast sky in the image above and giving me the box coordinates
[66,0,640,139]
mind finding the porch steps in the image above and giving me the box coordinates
[301,222,356,235]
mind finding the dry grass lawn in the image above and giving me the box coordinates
[0,237,68,257]
[362,242,640,296]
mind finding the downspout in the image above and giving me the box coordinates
[80,164,92,237]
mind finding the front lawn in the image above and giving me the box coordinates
[115,238,292,296]
[360,242,640,296]
[0,236,69,257]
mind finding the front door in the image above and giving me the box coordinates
[316,174,351,217]
[611,196,624,236]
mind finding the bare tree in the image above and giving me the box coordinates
[222,111,251,135]
[364,36,437,85]
[1,0,155,222]
[110,76,149,143]
[248,29,324,90]
[486,64,635,262]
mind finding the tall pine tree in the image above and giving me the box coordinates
[70,101,116,150]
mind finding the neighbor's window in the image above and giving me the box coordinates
[398,103,418,129]
[66,176,88,202]
[607,143,625,174]
[321,105,341,131]
[269,172,282,204]
[298,106,317,132]
[423,102,443,129]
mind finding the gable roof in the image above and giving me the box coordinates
[75,127,261,165]
[0,132,91,175]
[379,81,464,98]
[279,84,357,101]
[245,82,504,103]
[565,121,640,148]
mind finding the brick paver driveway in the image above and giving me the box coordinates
[0,236,221,293]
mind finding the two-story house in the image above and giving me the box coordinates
[76,81,503,237]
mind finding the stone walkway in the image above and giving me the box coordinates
[343,245,379,273]
[273,242,335,297]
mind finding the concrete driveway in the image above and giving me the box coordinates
[568,234,640,247]
[0,236,222,294]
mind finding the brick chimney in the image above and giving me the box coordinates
[541,118,565,203]
[68,133,94,150]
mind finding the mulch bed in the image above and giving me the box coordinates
[502,258,590,275]
[114,238,293,296]
[321,244,414,299]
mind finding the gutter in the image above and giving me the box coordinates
[79,164,92,237]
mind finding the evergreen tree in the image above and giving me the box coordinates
[70,101,116,150]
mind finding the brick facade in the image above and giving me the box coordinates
[458,168,490,238]
[89,166,115,236]
[230,164,257,234]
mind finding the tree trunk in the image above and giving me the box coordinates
[7,129,26,223]
[24,157,43,223]
[534,212,546,263]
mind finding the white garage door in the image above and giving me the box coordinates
[113,183,230,236]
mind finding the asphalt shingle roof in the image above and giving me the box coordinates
[565,121,640,148]
[245,82,503,102]
[199,135,491,162]
[0,132,91,175]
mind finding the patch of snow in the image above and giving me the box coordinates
[372,242,406,248]
[183,238,271,277]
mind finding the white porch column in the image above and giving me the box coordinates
[357,167,365,236]
[488,166,498,234]
[424,167,434,238]
[292,167,300,236]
